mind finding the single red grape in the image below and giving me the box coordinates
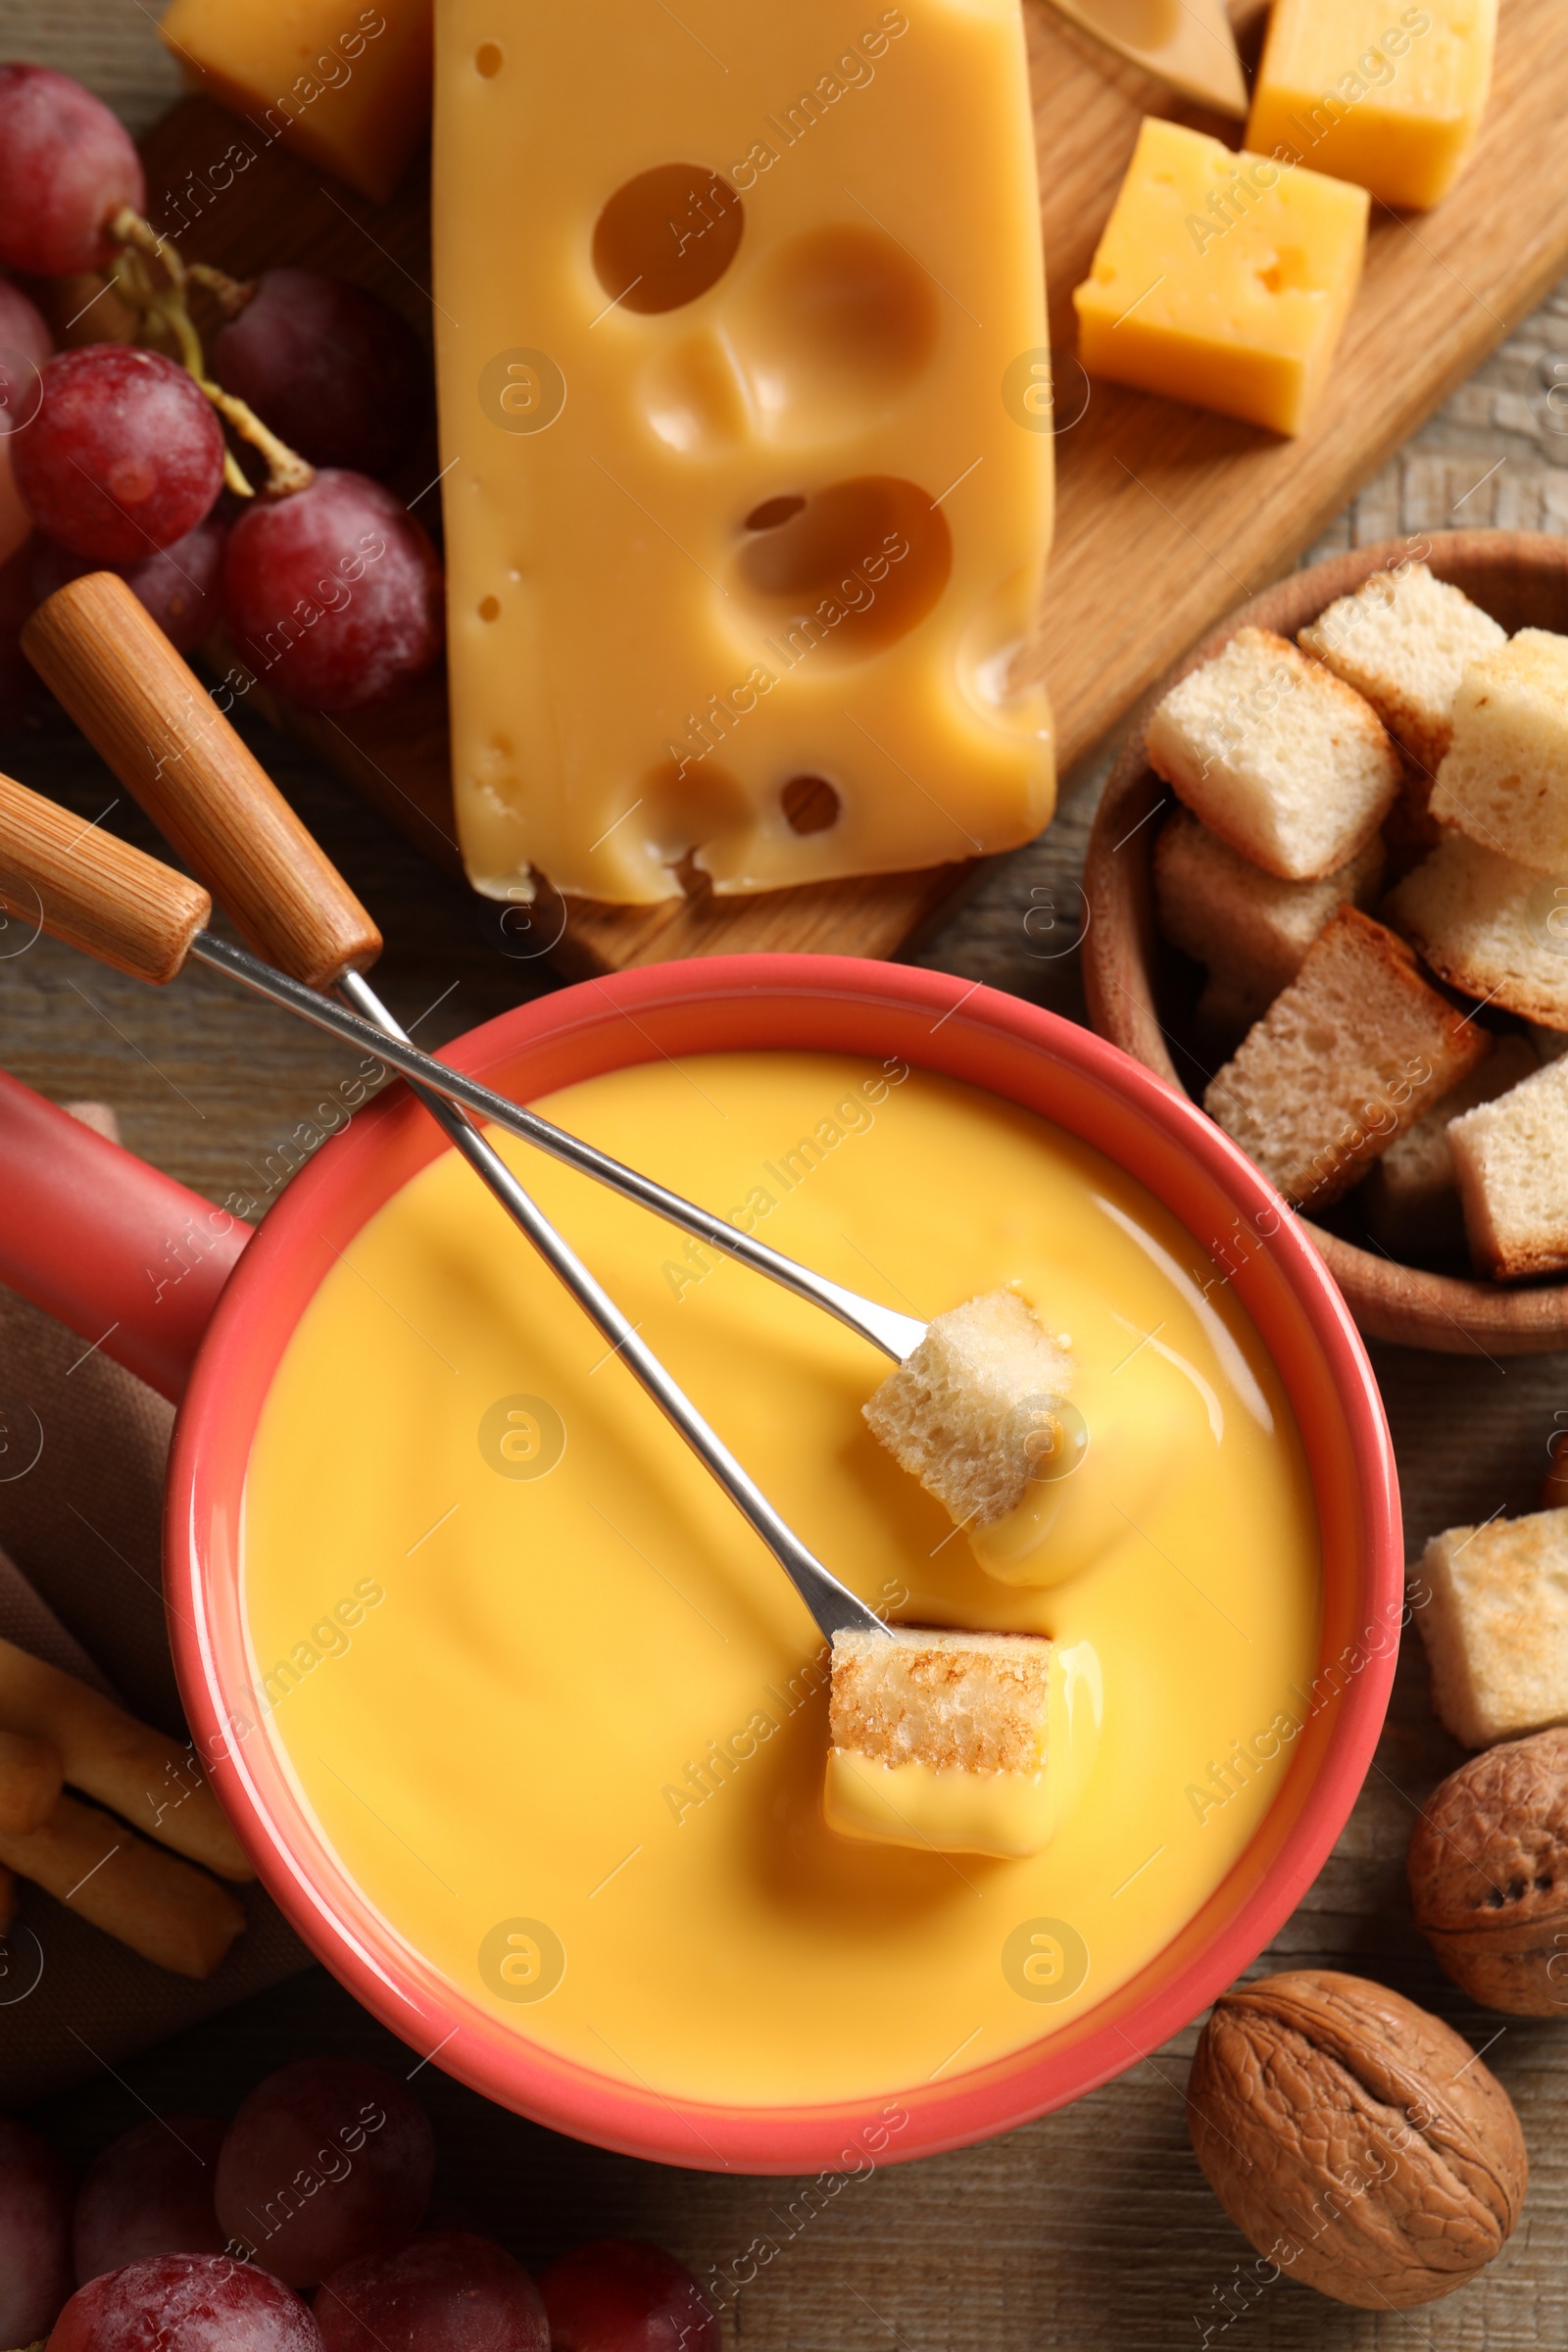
[0,278,51,568]
[212,271,429,481]
[0,66,146,277]
[33,512,227,655]
[12,345,225,564]
[221,471,443,712]
[0,271,53,432]
[73,2114,227,2286]
[313,2231,549,2352]
[536,2241,719,2352]
[0,2118,74,2346]
[213,2059,434,2288]
[48,2254,322,2352]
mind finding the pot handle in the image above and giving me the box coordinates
[0,1067,251,1403]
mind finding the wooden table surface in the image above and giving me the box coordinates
[6,6,1568,2345]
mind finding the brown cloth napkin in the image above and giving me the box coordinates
[0,1105,310,2110]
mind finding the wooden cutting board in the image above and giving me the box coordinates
[134,0,1568,976]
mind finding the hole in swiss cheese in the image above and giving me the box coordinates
[593,166,745,316]
[735,476,952,661]
[782,776,842,835]
[746,495,808,532]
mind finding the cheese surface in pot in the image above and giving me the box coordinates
[240,1054,1323,2110]
[432,2,1054,904]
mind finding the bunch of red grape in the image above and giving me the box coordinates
[3,2056,720,2349]
[0,63,442,715]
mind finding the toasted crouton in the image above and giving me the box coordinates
[1415,1508,1568,1747]
[863,1291,1071,1528]
[825,1626,1060,1856]
[1448,1054,1568,1279]
[1203,907,1489,1207]
[1146,626,1402,881]
[1362,1034,1538,1258]
[1155,808,1384,1022]
[1384,832,1568,1029]
[1430,629,1568,873]
[829,1628,1053,1775]
[1298,562,1506,778]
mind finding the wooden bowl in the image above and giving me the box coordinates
[1083,529,1568,1356]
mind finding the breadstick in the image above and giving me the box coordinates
[0,1729,63,1836]
[0,1638,253,1882]
[0,1793,246,1979]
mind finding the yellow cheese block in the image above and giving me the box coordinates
[433,3,1054,906]
[1072,118,1369,437]
[1248,0,1497,212]
[159,0,433,206]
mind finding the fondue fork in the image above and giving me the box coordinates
[23,576,924,1377]
[0,755,891,1645]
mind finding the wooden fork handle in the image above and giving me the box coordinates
[0,767,211,985]
[24,572,384,994]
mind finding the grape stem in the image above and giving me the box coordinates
[187,263,256,318]
[106,209,314,500]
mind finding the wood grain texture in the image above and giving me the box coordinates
[4,8,1568,2345]
[124,0,1568,975]
[0,763,210,984]
[24,574,385,990]
[1083,529,1568,1354]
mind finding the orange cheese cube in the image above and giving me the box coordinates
[158,0,433,206]
[1073,119,1369,438]
[1248,0,1497,213]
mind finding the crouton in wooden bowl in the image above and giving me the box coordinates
[1084,531,1568,1354]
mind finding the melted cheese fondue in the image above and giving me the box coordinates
[241,1054,1320,2107]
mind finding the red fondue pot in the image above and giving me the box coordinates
[0,955,1400,2172]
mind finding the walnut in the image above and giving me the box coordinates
[1408,1725,1568,2014]
[1187,1970,1526,2308]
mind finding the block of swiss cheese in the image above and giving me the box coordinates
[432,2,1054,905]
